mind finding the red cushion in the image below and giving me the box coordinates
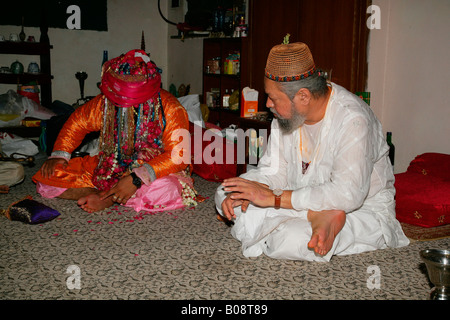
[189,122,237,182]
[395,171,450,227]
[406,153,450,180]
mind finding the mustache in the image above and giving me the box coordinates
[270,108,283,119]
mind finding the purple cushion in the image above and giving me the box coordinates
[6,197,60,224]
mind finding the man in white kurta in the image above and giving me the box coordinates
[215,42,409,262]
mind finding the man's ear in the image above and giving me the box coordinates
[294,88,311,105]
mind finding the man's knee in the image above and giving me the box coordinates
[264,218,312,259]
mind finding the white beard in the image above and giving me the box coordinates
[271,104,306,134]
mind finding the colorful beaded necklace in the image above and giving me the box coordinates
[92,96,165,191]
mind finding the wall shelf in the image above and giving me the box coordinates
[0,73,53,85]
[0,40,53,107]
[0,41,53,55]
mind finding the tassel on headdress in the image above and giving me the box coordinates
[265,37,316,82]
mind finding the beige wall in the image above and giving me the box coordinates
[367,0,450,173]
[0,0,169,104]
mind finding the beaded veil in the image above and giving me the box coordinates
[94,50,165,191]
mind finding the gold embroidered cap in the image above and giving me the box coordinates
[265,41,316,82]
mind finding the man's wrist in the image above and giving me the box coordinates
[273,189,283,209]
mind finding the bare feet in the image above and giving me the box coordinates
[307,209,346,256]
[77,193,114,213]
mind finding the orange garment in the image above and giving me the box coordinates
[32,89,190,189]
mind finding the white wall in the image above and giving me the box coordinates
[367,0,450,173]
[166,0,204,95]
[0,0,169,104]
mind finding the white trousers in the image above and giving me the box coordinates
[215,186,388,262]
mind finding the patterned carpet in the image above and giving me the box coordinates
[1,155,449,301]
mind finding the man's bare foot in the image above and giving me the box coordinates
[307,209,346,256]
[77,193,114,213]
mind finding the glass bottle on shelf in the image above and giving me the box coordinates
[223,89,230,108]
[19,17,26,41]
[102,50,108,66]
[386,131,395,171]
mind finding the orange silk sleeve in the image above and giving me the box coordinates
[52,95,104,156]
[145,89,190,179]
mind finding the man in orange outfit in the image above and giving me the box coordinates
[33,50,197,213]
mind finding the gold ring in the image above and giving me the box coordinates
[112,195,117,200]
[117,198,122,202]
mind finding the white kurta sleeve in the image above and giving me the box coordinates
[291,112,375,213]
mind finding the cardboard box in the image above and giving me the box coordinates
[240,87,258,118]
[21,117,41,127]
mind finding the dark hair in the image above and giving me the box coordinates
[277,70,329,100]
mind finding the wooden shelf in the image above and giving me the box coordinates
[238,117,271,132]
[202,37,248,128]
[0,40,53,107]
[203,73,240,79]
[209,107,240,116]
[207,107,271,135]
[170,34,210,39]
[0,73,53,85]
[203,73,221,78]
[0,41,53,55]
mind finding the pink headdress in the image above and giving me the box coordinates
[100,49,161,107]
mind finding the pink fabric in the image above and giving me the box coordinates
[133,165,153,186]
[36,182,67,198]
[124,174,185,212]
[36,174,185,213]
